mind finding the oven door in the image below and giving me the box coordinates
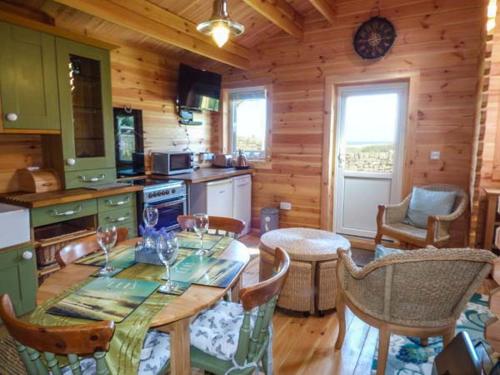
[147,198,186,232]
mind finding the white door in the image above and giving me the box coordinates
[207,179,234,217]
[334,82,408,238]
[233,175,252,235]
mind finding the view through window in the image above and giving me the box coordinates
[229,88,267,159]
[343,93,399,173]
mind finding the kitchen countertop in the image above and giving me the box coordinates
[153,167,253,184]
[0,185,143,208]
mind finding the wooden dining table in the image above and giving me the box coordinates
[36,236,250,375]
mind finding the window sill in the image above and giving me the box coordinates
[248,159,272,170]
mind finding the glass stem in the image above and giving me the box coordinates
[201,233,204,251]
[104,250,110,270]
[164,263,171,289]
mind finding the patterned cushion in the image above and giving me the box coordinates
[190,300,256,361]
[405,187,456,228]
[60,330,170,375]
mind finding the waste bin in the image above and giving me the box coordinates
[260,207,279,233]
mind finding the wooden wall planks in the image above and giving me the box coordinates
[217,0,485,245]
[0,45,215,193]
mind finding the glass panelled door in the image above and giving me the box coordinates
[334,82,408,238]
[56,38,115,172]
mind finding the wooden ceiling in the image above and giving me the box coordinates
[1,0,335,69]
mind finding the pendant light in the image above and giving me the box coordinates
[197,0,245,48]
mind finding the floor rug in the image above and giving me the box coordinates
[371,294,493,374]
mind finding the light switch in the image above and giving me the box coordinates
[430,151,441,160]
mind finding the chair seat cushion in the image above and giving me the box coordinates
[60,330,171,375]
[384,222,450,243]
[190,300,255,361]
[405,187,456,228]
[374,244,403,260]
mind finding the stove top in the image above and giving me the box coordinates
[132,178,181,187]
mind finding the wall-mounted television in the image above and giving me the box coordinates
[177,63,222,112]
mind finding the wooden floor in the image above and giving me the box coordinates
[239,234,377,375]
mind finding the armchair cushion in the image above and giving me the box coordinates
[374,245,403,260]
[405,187,456,228]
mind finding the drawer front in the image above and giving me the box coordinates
[65,168,116,189]
[98,206,135,227]
[32,199,97,227]
[98,193,135,213]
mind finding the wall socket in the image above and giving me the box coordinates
[280,202,292,210]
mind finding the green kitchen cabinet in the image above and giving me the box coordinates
[97,193,137,239]
[0,243,37,316]
[0,22,60,132]
[56,37,116,178]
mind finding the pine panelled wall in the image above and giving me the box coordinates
[218,0,485,245]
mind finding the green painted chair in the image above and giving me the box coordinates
[0,293,115,374]
[189,246,290,374]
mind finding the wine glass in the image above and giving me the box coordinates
[193,213,209,256]
[156,235,178,293]
[96,225,118,276]
[143,207,159,249]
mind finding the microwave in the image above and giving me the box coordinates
[151,152,194,175]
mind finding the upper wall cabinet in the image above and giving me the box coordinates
[56,38,115,172]
[0,22,60,133]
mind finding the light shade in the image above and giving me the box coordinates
[197,0,245,48]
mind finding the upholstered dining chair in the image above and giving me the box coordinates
[334,248,495,375]
[375,184,467,248]
[177,215,246,238]
[56,227,129,267]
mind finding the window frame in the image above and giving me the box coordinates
[223,85,272,163]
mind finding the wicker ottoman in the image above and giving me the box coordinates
[259,228,350,314]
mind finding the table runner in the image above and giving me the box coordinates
[30,233,234,375]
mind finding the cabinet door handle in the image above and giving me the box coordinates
[50,205,83,217]
[22,251,33,260]
[105,197,130,207]
[106,213,130,223]
[5,113,18,122]
[79,174,105,183]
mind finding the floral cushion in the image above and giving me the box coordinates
[190,300,256,361]
[60,330,170,375]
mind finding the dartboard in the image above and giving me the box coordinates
[353,17,396,60]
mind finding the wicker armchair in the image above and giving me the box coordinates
[375,184,468,248]
[335,248,495,375]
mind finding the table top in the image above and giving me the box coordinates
[260,228,351,262]
[37,237,250,327]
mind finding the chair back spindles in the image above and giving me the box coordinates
[0,294,115,375]
[177,215,246,238]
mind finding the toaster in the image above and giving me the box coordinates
[212,154,233,168]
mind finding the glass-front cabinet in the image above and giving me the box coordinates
[56,38,115,186]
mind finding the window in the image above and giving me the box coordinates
[228,87,269,160]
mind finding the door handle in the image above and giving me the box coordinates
[79,174,105,183]
[337,153,345,167]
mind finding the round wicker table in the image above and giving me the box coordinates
[259,228,350,315]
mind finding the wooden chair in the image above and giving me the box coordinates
[189,247,290,374]
[56,227,129,267]
[375,184,468,248]
[0,294,115,374]
[177,215,246,238]
[334,248,495,375]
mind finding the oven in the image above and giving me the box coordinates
[135,179,187,233]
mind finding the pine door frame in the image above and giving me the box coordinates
[320,71,421,231]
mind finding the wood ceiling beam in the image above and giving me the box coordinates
[309,0,336,24]
[51,0,250,70]
[242,0,303,39]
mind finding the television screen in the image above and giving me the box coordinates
[177,64,222,112]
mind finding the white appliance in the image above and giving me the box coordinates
[0,203,31,248]
[233,175,252,235]
[191,178,234,218]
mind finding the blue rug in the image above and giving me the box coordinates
[371,294,493,374]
